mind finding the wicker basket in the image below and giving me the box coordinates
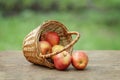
[22,20,80,68]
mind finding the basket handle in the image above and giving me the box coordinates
[39,31,80,58]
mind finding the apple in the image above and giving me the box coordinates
[72,51,88,70]
[45,32,60,46]
[39,41,52,55]
[52,45,64,52]
[51,45,64,59]
[53,51,71,70]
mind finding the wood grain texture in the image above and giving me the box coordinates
[0,51,120,80]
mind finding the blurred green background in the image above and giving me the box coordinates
[0,0,120,51]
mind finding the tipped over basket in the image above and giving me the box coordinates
[22,20,80,68]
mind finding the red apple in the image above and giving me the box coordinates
[39,41,52,55]
[45,32,60,46]
[53,51,71,70]
[72,51,88,70]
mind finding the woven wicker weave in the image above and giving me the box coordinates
[22,20,80,68]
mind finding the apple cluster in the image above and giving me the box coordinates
[39,31,88,71]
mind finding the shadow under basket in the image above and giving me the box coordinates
[22,20,80,68]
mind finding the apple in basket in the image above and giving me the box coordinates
[52,45,71,70]
[45,32,60,46]
[39,41,52,55]
[72,51,89,70]
[52,45,64,53]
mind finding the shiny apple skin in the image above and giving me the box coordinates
[72,51,88,70]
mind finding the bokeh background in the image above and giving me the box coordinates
[0,0,120,51]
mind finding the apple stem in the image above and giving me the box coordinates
[63,52,67,57]
[79,61,83,64]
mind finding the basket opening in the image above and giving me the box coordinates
[38,21,73,54]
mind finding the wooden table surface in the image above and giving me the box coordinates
[0,51,120,80]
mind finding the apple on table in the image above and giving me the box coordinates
[53,51,71,71]
[72,51,89,70]
[52,45,71,70]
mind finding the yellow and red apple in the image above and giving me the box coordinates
[39,41,52,55]
[72,51,88,70]
[52,45,71,70]
[53,51,71,70]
